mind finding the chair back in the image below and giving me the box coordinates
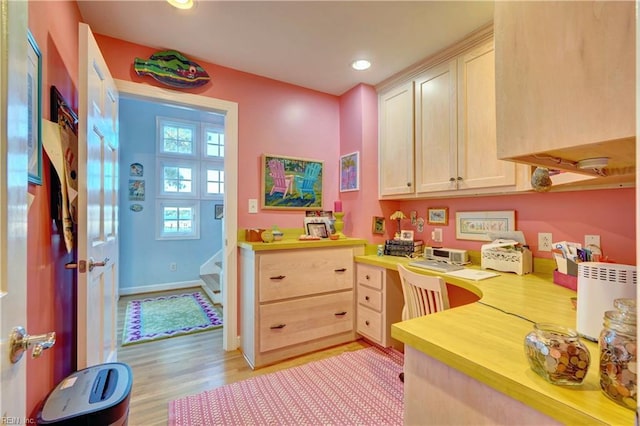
[268,159,288,187]
[398,264,450,320]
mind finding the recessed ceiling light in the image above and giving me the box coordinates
[351,59,371,71]
[167,0,194,10]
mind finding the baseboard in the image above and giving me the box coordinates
[119,280,204,296]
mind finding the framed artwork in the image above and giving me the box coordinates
[261,154,323,210]
[130,162,144,177]
[128,179,145,201]
[214,204,224,219]
[339,151,359,192]
[400,230,414,241]
[427,207,448,225]
[27,30,42,185]
[455,210,516,241]
[306,222,329,238]
[372,216,385,235]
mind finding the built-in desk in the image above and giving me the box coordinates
[354,255,633,425]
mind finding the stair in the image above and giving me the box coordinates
[200,250,223,305]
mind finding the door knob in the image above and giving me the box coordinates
[88,257,109,272]
[9,326,56,363]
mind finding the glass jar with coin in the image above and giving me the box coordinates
[524,323,590,386]
[599,298,637,410]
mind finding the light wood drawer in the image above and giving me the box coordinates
[357,306,383,343]
[258,248,353,302]
[356,263,383,290]
[357,283,382,312]
[259,291,354,352]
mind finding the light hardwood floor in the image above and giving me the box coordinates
[118,289,371,425]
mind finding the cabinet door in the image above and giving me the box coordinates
[457,40,515,190]
[495,1,634,160]
[379,81,415,197]
[414,59,458,193]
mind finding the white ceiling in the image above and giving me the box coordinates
[76,1,495,96]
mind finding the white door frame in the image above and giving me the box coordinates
[115,80,239,351]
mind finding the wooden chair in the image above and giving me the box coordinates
[397,264,450,381]
[267,159,293,198]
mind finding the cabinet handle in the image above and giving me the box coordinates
[457,176,463,181]
[406,182,412,187]
[334,268,347,272]
[270,275,286,280]
[365,320,370,326]
[365,274,370,280]
[365,296,370,301]
[334,311,347,316]
[449,177,456,182]
[270,324,286,329]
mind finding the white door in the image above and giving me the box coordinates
[76,23,119,369]
[0,0,28,416]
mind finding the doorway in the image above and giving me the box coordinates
[116,80,238,351]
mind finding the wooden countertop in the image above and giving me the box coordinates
[355,255,633,425]
[238,237,367,251]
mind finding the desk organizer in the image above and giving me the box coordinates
[481,241,532,275]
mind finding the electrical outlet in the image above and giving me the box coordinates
[169,262,177,271]
[538,233,552,252]
[585,234,601,249]
[248,198,258,214]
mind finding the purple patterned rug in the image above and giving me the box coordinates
[122,291,222,346]
[169,346,404,425]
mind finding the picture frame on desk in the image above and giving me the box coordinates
[306,222,329,238]
[400,230,414,241]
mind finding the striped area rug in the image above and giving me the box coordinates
[168,346,404,425]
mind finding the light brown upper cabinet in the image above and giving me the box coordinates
[495,1,635,183]
[378,26,530,199]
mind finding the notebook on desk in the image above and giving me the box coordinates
[408,259,464,273]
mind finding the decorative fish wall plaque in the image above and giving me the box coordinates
[134,50,210,88]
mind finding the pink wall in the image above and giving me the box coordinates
[27,0,82,418]
[22,1,636,418]
[94,34,342,231]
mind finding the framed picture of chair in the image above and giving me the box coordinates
[261,154,323,210]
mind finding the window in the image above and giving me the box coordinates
[156,117,224,239]
[157,158,198,198]
[156,200,200,240]
[204,125,224,158]
[157,117,198,157]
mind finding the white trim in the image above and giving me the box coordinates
[115,79,239,352]
[118,279,204,296]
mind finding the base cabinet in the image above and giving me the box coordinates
[356,263,404,349]
[240,245,362,368]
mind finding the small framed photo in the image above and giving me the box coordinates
[372,216,385,235]
[214,204,223,220]
[306,222,329,238]
[427,207,448,225]
[400,230,414,241]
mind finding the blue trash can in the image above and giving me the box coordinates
[37,362,133,425]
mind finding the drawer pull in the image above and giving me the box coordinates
[269,275,286,280]
[365,296,370,301]
[270,324,286,329]
[334,268,347,272]
[365,320,370,326]
[365,274,370,280]
[334,311,347,316]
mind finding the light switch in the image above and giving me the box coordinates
[248,198,258,214]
